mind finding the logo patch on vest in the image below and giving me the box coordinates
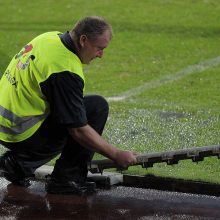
[16,55,35,70]
[15,44,33,59]
[15,44,35,71]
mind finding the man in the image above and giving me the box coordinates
[0,16,137,195]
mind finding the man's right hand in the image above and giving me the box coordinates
[113,149,137,168]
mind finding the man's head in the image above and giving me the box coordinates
[70,16,112,64]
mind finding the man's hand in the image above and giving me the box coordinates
[113,149,137,168]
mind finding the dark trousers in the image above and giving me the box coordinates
[0,95,109,183]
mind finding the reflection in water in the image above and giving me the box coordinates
[1,180,94,219]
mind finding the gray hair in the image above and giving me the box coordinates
[70,16,112,43]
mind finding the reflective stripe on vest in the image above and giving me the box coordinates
[0,105,48,135]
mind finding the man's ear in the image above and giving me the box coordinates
[79,35,87,47]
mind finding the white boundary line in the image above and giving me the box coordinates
[107,56,220,102]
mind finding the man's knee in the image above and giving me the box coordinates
[84,95,109,114]
[83,95,109,134]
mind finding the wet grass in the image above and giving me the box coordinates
[101,104,220,184]
[0,0,220,183]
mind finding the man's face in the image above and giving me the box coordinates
[78,29,112,64]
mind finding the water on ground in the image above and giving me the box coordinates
[0,178,220,219]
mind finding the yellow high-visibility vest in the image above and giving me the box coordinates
[0,32,85,142]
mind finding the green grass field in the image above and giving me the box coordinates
[0,0,220,183]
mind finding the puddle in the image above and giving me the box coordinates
[0,178,220,219]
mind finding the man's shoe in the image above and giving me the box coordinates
[45,178,96,195]
[0,152,32,187]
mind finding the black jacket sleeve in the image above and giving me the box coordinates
[40,71,87,127]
